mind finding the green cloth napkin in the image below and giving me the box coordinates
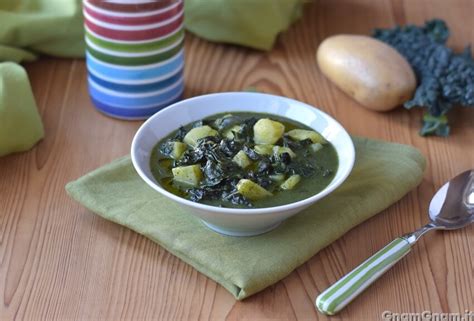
[0,62,44,157]
[0,0,85,62]
[66,137,426,300]
[185,0,304,50]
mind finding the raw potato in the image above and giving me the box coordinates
[172,165,203,187]
[184,125,218,147]
[236,179,272,200]
[317,35,416,111]
[253,119,285,144]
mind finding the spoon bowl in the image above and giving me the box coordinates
[429,170,474,229]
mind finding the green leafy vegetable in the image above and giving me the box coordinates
[373,19,474,136]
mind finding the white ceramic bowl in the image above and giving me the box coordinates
[131,92,355,236]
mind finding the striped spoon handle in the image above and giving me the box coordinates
[315,237,412,315]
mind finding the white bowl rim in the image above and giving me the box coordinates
[131,92,355,215]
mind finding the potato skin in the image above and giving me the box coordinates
[317,35,416,111]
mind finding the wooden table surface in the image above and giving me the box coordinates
[1,1,473,320]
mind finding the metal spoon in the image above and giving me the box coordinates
[316,169,474,315]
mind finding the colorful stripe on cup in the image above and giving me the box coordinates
[90,83,184,119]
[86,49,184,84]
[88,68,183,93]
[84,0,184,26]
[85,33,184,66]
[86,0,176,13]
[83,0,184,119]
[83,5,184,41]
[88,74,184,118]
[85,25,184,53]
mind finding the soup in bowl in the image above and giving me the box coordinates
[131,92,355,236]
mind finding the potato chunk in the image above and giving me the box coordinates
[172,165,203,187]
[236,179,272,201]
[280,175,301,190]
[269,173,286,183]
[183,125,218,147]
[287,129,327,144]
[232,150,252,169]
[253,119,285,144]
[170,142,187,159]
[254,144,274,155]
[310,143,323,153]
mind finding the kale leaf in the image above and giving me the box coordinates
[242,145,260,160]
[233,117,257,143]
[282,135,312,150]
[174,126,187,141]
[213,114,243,131]
[219,138,241,157]
[222,191,253,207]
[202,159,225,186]
[159,140,175,158]
[373,19,474,136]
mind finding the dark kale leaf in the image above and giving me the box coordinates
[256,177,273,189]
[177,148,204,166]
[256,158,272,174]
[202,159,225,186]
[219,138,241,157]
[187,188,206,202]
[270,151,291,166]
[159,140,175,158]
[242,145,260,160]
[373,19,474,136]
[280,152,292,165]
[191,120,212,128]
[213,114,243,131]
[282,135,312,150]
[420,114,450,136]
[188,181,253,207]
[187,185,228,203]
[174,126,187,141]
[222,191,253,207]
[233,117,257,143]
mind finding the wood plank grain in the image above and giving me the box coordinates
[1,0,473,320]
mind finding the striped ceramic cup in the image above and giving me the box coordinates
[83,0,185,119]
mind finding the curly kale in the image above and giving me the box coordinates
[373,19,474,136]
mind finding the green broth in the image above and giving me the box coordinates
[150,112,339,208]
